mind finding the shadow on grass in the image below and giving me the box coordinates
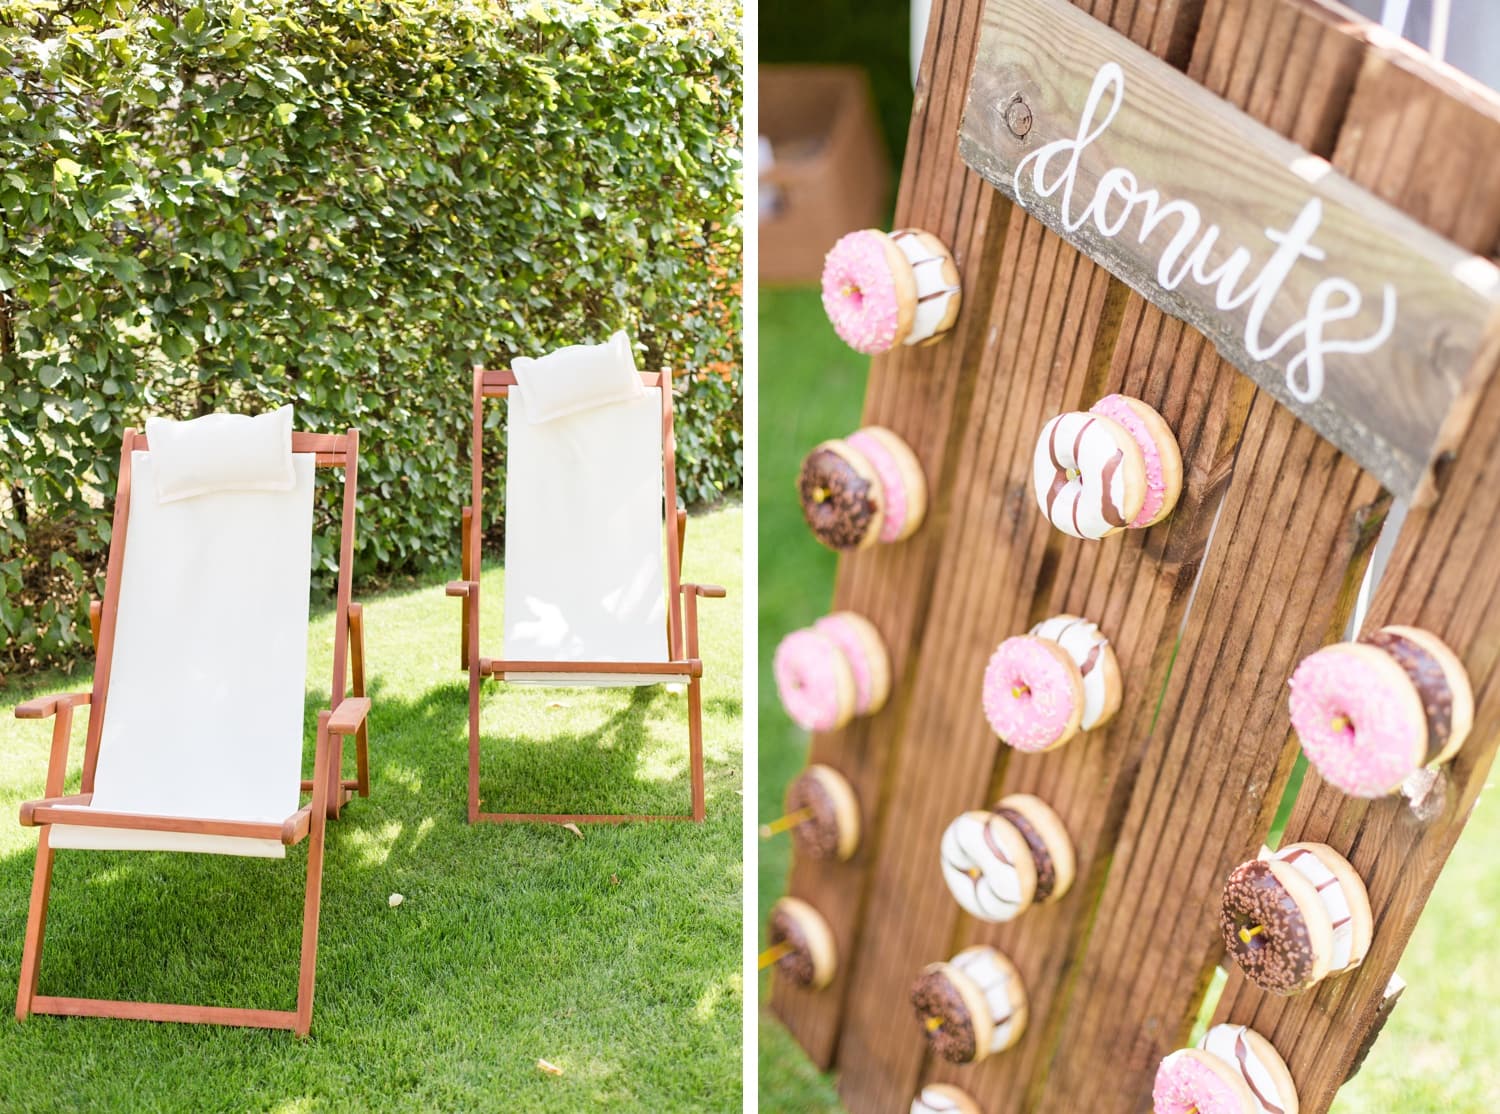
[472,679,741,818]
[0,675,742,1110]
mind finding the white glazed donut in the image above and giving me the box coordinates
[1197,1024,1297,1114]
[1265,844,1360,972]
[1029,614,1117,730]
[890,229,962,346]
[1032,411,1145,539]
[910,1083,982,1114]
[951,946,1026,1055]
[940,810,1037,923]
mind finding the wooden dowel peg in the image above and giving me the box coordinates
[759,941,795,970]
[760,807,814,839]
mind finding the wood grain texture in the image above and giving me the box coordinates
[1010,6,1389,1110]
[912,8,1367,1110]
[817,5,1213,1111]
[1205,22,1500,1114]
[958,0,1500,500]
[770,1,1500,1111]
[769,0,1014,1068]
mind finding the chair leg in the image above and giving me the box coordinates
[467,665,482,824]
[349,601,371,799]
[295,722,332,1037]
[354,723,370,799]
[324,734,340,821]
[16,831,56,1020]
[688,675,706,823]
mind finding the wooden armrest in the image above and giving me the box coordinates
[327,697,371,736]
[683,583,726,599]
[19,793,92,826]
[15,693,90,720]
[446,580,475,598]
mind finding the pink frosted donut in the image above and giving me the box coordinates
[813,613,890,717]
[1152,1050,1247,1114]
[775,628,855,733]
[982,636,1084,752]
[847,429,908,542]
[1088,394,1181,528]
[822,231,904,354]
[1288,642,1427,797]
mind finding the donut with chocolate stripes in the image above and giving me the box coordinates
[1289,625,1472,798]
[1220,842,1372,995]
[910,946,1027,1063]
[1154,1023,1300,1114]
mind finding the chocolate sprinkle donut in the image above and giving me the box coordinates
[785,770,842,859]
[996,806,1056,902]
[768,904,817,987]
[1220,860,1317,995]
[1364,629,1452,763]
[799,445,879,550]
[910,967,978,1063]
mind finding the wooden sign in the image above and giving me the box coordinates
[959,0,1500,501]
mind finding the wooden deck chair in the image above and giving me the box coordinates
[13,417,370,1036]
[447,363,725,824]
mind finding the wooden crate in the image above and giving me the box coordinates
[760,65,892,284]
[767,1,1500,1112]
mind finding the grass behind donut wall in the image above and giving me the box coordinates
[755,287,1500,1113]
[758,288,866,1113]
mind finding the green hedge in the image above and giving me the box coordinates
[0,0,742,672]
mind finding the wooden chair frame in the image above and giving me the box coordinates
[14,428,371,1036]
[447,366,724,824]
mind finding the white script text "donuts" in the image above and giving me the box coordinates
[1010,62,1397,405]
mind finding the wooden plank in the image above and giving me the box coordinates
[834,200,1126,1114]
[1034,5,1500,1111]
[769,0,1016,1069]
[824,5,1211,1110]
[913,10,1370,1112]
[958,0,1500,501]
[1206,30,1500,1114]
[772,2,1500,1111]
[1209,308,1500,1114]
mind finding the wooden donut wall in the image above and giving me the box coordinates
[768,1,1500,1112]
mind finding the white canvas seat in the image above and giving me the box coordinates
[502,389,686,686]
[46,453,315,858]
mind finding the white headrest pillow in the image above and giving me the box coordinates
[510,330,646,424]
[145,404,296,504]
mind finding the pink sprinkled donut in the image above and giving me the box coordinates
[845,427,927,543]
[1288,642,1427,798]
[1088,394,1182,528]
[774,628,855,733]
[821,229,961,355]
[1152,1049,1248,1114]
[822,230,908,354]
[813,612,890,717]
[982,636,1085,752]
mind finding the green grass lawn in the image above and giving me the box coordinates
[0,507,742,1113]
[756,288,861,1114]
[756,289,1500,1113]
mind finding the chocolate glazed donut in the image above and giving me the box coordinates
[799,445,879,549]
[768,903,817,987]
[785,770,841,860]
[1363,629,1452,763]
[910,968,978,1063]
[996,806,1056,902]
[1220,860,1317,994]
